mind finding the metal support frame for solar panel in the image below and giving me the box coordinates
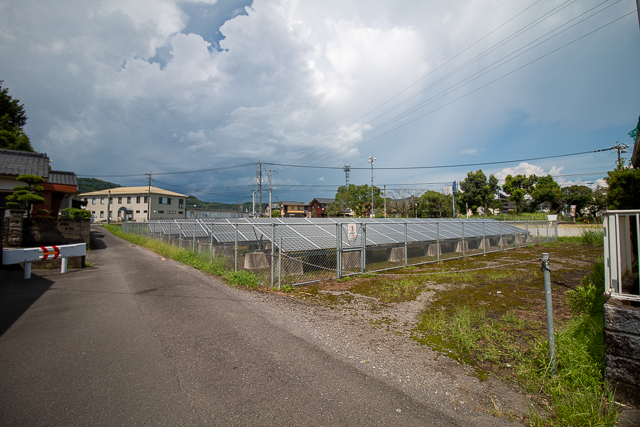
[123,217,553,286]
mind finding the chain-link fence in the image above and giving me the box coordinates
[122,218,557,288]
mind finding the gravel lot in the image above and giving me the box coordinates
[242,279,535,426]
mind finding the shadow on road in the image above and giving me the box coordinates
[0,268,54,337]
[90,228,108,250]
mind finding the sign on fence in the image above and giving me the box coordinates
[347,223,357,242]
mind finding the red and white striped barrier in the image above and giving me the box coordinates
[3,243,87,279]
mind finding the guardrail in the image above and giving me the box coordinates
[2,243,87,279]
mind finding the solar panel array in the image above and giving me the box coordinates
[146,218,527,253]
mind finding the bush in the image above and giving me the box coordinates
[567,263,606,316]
[63,207,92,219]
[580,228,604,247]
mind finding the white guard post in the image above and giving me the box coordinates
[2,243,87,279]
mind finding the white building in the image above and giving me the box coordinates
[79,186,187,222]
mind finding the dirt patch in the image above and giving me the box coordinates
[246,242,607,425]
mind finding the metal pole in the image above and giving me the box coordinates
[384,184,387,218]
[462,222,465,257]
[404,222,408,267]
[60,258,68,274]
[436,222,440,262]
[24,262,31,279]
[482,221,486,255]
[361,223,367,272]
[270,224,275,288]
[336,223,342,279]
[541,253,556,375]
[210,226,214,264]
[234,224,238,272]
[192,227,196,252]
[278,236,282,290]
[500,222,503,251]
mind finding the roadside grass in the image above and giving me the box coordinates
[103,224,259,288]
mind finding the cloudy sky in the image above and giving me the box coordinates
[1,0,639,203]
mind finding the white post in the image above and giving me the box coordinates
[24,262,31,279]
[61,257,68,274]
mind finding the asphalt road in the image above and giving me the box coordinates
[0,226,462,426]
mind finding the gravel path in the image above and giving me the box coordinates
[241,285,534,426]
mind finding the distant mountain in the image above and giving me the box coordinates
[77,178,122,193]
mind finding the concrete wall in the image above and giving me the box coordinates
[604,300,640,403]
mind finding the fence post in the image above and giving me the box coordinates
[482,221,486,255]
[336,223,342,279]
[210,226,214,264]
[278,236,282,290]
[541,253,556,375]
[500,222,503,251]
[234,224,238,272]
[361,223,366,273]
[270,224,275,288]
[546,221,549,243]
[462,221,466,257]
[178,223,182,249]
[192,228,196,252]
[404,222,408,267]
[436,221,440,262]
[515,221,519,250]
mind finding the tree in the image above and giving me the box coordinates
[0,81,34,152]
[561,185,593,217]
[585,186,607,219]
[530,175,562,212]
[270,209,281,218]
[6,174,46,217]
[502,174,536,214]
[328,184,383,217]
[630,114,640,169]
[417,190,452,218]
[458,170,500,217]
[389,186,421,218]
[606,164,640,210]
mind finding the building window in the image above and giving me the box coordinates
[178,199,184,208]
[136,196,140,203]
[136,210,140,214]
[158,210,165,214]
[109,197,113,203]
[127,197,131,203]
[144,196,148,203]
[167,210,176,214]
[100,211,104,218]
[118,197,122,204]
[159,197,171,205]
[91,211,95,215]
[178,211,183,214]
[108,211,112,218]
[100,197,105,204]
[83,198,88,204]
[143,210,147,213]
[92,198,96,205]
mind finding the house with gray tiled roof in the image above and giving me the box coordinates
[0,148,78,217]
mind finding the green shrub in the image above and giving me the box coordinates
[224,270,259,287]
[567,263,606,316]
[580,228,604,246]
[63,207,92,219]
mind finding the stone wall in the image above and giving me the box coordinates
[604,300,640,404]
[22,218,90,247]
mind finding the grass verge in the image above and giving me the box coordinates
[103,224,259,288]
[412,256,618,426]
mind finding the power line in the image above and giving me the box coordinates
[264,147,615,170]
[300,4,633,167]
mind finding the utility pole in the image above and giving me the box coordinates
[268,168,272,218]
[144,172,153,221]
[107,190,111,224]
[343,164,351,186]
[614,141,629,166]
[258,163,263,216]
[252,191,256,217]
